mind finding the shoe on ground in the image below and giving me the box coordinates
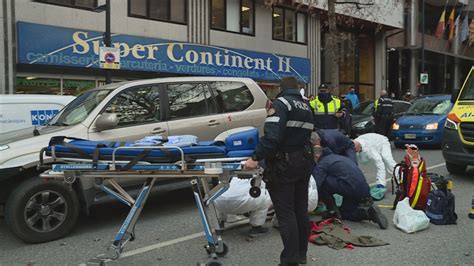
[375,184,386,189]
[248,226,270,237]
[321,210,342,220]
[368,205,388,229]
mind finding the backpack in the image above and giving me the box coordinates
[425,173,457,225]
[392,155,431,210]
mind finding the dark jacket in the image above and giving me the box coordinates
[373,96,394,118]
[317,129,357,165]
[253,89,315,160]
[313,148,369,199]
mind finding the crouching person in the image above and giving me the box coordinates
[214,177,272,237]
[312,145,388,229]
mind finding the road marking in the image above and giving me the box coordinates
[377,205,393,208]
[426,162,446,170]
[110,218,252,260]
[120,232,204,258]
[369,162,446,186]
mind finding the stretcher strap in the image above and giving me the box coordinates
[62,142,91,159]
[119,149,152,171]
[91,144,108,167]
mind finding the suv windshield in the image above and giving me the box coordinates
[353,101,374,115]
[48,89,112,126]
[459,69,474,100]
[406,99,451,115]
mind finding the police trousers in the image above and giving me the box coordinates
[318,176,371,221]
[267,150,312,265]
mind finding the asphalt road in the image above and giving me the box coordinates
[0,146,473,266]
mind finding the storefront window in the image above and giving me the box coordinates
[321,32,375,100]
[211,0,255,35]
[63,79,96,95]
[16,77,96,95]
[272,7,306,44]
[129,0,187,24]
[16,77,61,95]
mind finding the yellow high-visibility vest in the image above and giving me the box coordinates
[310,96,341,114]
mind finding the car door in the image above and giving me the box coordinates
[165,82,227,140]
[88,84,168,141]
[210,81,265,132]
[87,84,168,186]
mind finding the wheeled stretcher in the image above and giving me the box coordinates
[38,128,264,265]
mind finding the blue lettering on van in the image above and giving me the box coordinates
[31,110,59,125]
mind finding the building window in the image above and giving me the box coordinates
[35,0,97,10]
[129,0,187,24]
[211,0,255,35]
[272,7,307,44]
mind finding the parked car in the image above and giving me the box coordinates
[350,99,412,138]
[0,77,269,243]
[392,95,452,147]
[0,94,75,134]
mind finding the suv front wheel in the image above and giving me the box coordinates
[5,177,79,243]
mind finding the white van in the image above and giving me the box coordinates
[0,94,75,134]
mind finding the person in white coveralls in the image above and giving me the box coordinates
[353,133,397,188]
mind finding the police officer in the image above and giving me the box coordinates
[311,129,357,165]
[310,83,346,130]
[312,145,388,229]
[245,76,314,266]
[373,90,394,136]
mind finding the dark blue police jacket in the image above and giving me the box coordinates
[313,148,369,199]
[317,129,357,165]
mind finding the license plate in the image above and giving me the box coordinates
[404,134,416,139]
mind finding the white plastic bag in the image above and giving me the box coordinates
[393,197,430,233]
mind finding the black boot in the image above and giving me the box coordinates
[357,198,388,229]
[321,196,342,220]
[368,205,388,229]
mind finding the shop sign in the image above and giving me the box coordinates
[100,47,120,70]
[17,22,311,82]
[16,77,60,87]
[31,110,60,126]
[420,73,429,85]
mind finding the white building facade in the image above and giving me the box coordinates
[1,0,404,100]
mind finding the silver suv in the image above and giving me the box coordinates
[0,77,268,243]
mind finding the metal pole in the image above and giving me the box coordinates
[105,0,112,84]
[421,0,425,95]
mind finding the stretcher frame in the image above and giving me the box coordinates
[39,145,262,265]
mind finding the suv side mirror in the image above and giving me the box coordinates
[451,88,459,103]
[94,113,118,131]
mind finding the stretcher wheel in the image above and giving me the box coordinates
[216,242,229,258]
[249,187,261,198]
[250,178,256,186]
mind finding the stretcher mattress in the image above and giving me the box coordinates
[46,128,259,163]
